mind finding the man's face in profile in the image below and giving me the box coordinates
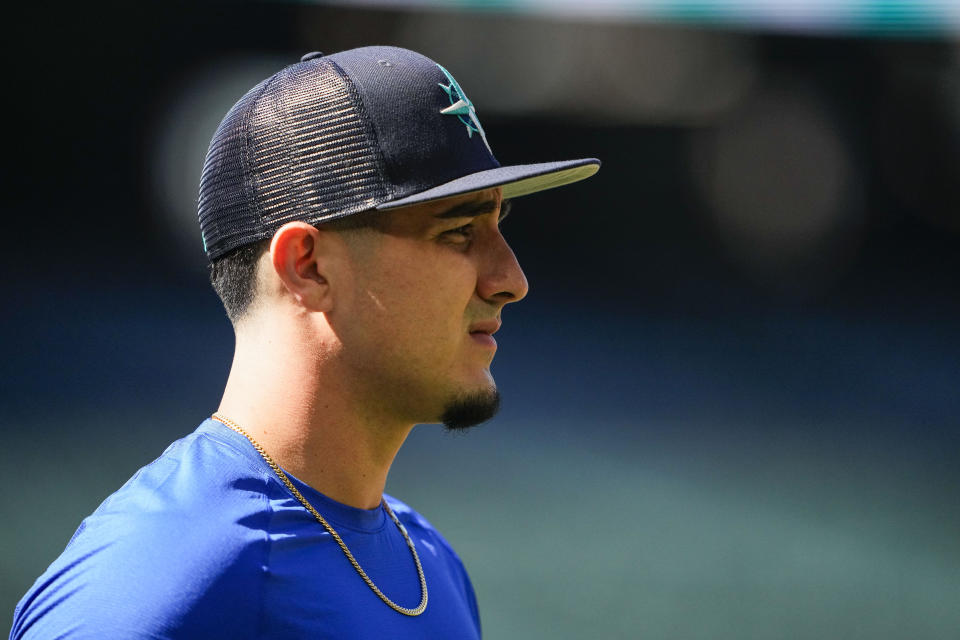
[328,187,527,430]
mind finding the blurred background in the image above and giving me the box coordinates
[3,1,959,637]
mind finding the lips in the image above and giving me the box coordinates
[468,319,500,350]
[467,319,501,336]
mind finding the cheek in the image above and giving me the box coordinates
[345,239,479,351]
[381,245,475,306]
[388,271,478,358]
[395,272,473,338]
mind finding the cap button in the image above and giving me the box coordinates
[300,51,324,62]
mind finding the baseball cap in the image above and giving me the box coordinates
[198,46,600,260]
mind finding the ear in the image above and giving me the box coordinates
[269,221,335,312]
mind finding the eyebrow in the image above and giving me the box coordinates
[434,198,512,222]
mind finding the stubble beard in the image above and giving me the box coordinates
[440,384,501,431]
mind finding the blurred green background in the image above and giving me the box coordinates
[3,2,959,638]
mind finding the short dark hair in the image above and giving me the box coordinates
[208,211,386,324]
[208,238,271,324]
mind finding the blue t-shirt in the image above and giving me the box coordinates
[10,419,481,639]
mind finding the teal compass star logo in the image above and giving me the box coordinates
[437,64,492,155]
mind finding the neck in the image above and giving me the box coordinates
[217,312,412,510]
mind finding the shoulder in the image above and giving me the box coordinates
[383,493,466,575]
[383,494,482,635]
[382,494,431,529]
[79,420,274,546]
[11,420,277,640]
[383,494,444,542]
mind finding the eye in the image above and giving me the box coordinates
[441,223,474,243]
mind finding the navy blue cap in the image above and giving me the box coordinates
[198,46,600,260]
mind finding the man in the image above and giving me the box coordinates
[11,46,598,638]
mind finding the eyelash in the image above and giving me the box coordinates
[443,223,474,242]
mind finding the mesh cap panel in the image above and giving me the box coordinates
[198,59,391,260]
[197,47,600,262]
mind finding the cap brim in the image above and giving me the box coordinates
[375,158,600,210]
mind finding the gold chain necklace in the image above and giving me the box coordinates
[211,413,428,616]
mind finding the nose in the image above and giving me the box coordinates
[476,229,529,305]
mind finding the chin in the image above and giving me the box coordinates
[439,384,500,431]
